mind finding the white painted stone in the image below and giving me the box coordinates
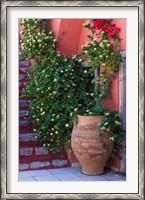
[19,110,27,117]
[20,147,33,156]
[19,100,29,107]
[19,74,28,81]
[52,159,68,167]
[19,163,29,170]
[19,133,39,142]
[30,161,50,169]
[19,60,29,66]
[19,67,31,72]
[19,120,29,126]
[35,147,48,155]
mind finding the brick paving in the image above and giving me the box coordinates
[19,167,126,182]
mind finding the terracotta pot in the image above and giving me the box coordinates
[71,115,114,175]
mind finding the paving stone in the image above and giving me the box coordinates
[35,147,48,155]
[19,171,32,178]
[19,133,39,142]
[28,169,51,177]
[109,178,125,181]
[34,175,59,181]
[19,163,29,170]
[30,161,50,169]
[19,177,36,181]
[20,147,33,156]
[66,166,81,172]
[73,171,108,181]
[102,171,122,180]
[52,159,68,167]
[48,167,72,175]
[54,172,83,181]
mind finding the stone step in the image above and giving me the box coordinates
[19,100,30,107]
[19,110,28,117]
[19,147,68,158]
[19,91,23,97]
[19,147,50,157]
[19,141,42,148]
[19,159,70,171]
[19,133,42,147]
[19,67,31,74]
[19,99,30,109]
[19,146,69,166]
[19,60,29,67]
[19,120,37,133]
[19,82,27,91]
[19,74,30,82]
[19,161,51,171]
[19,133,39,142]
[19,96,31,100]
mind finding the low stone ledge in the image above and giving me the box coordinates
[19,133,39,142]
[30,161,50,169]
[52,159,68,167]
[19,163,29,170]
[20,147,33,156]
[35,147,49,155]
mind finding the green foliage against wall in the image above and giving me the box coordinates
[20,19,125,156]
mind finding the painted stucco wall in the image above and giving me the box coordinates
[49,19,126,171]
[19,19,126,171]
[76,19,126,112]
[53,19,85,57]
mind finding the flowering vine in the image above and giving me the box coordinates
[20,19,99,153]
[80,19,124,158]
[81,19,122,106]
[92,19,120,37]
[20,19,125,158]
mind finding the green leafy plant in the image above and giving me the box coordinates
[99,111,125,159]
[20,18,125,157]
[79,19,125,158]
[80,19,122,105]
[20,19,100,153]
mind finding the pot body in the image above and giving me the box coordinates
[71,115,114,175]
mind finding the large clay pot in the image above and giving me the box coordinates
[71,115,114,175]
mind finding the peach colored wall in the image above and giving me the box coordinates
[49,19,126,171]
[104,19,126,112]
[48,19,61,39]
[20,19,126,113]
[52,19,85,57]
[112,19,126,51]
[78,19,126,54]
[77,19,126,112]
[103,73,119,111]
[20,19,126,171]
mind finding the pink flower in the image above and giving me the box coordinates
[92,19,121,37]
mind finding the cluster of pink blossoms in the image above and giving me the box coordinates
[92,19,120,37]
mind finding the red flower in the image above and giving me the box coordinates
[92,19,103,29]
[92,19,120,37]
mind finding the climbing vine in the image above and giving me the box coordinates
[20,19,125,156]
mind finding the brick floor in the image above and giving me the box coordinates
[19,167,126,182]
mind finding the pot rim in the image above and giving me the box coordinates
[77,115,105,118]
